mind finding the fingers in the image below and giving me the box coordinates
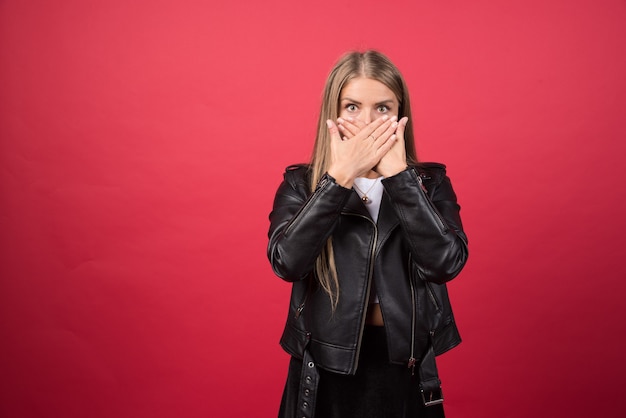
[326,119,343,142]
[375,117,409,177]
[361,115,391,139]
[369,116,398,145]
[376,133,398,156]
[334,115,404,149]
[339,115,396,144]
[337,117,365,139]
[396,117,408,141]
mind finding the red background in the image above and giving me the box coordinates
[1,1,625,417]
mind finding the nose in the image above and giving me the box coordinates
[357,109,375,124]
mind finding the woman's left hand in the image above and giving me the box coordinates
[338,116,409,177]
[376,116,408,177]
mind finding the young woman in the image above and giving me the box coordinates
[267,50,469,418]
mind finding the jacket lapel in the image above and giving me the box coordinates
[341,189,399,252]
[375,192,399,252]
[342,190,371,218]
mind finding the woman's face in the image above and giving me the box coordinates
[338,77,399,124]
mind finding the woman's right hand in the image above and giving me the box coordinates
[326,115,398,188]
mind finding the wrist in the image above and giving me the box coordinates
[327,166,355,188]
[377,163,408,178]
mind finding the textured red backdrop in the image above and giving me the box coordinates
[1,1,625,417]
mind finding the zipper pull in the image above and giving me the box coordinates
[407,357,417,375]
[417,176,428,193]
[295,303,305,319]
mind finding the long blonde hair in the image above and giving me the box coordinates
[310,50,417,308]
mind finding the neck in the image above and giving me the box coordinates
[362,170,381,179]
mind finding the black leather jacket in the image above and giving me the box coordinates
[267,163,468,375]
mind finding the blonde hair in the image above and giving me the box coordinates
[310,50,417,308]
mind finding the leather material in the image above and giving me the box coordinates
[268,163,468,375]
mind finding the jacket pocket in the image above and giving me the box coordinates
[425,282,441,312]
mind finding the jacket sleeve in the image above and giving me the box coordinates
[382,164,469,284]
[267,167,353,282]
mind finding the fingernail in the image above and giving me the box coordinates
[326,120,333,128]
[382,115,389,121]
[392,121,398,128]
[337,118,345,124]
[391,116,398,122]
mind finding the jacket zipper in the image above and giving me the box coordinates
[407,253,418,375]
[416,175,448,234]
[283,175,331,237]
[350,213,377,373]
[295,299,306,319]
[295,278,314,319]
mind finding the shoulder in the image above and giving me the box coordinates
[282,164,311,189]
[411,162,447,183]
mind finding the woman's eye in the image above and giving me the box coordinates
[346,104,358,112]
[377,105,389,113]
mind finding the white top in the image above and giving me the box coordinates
[353,176,384,304]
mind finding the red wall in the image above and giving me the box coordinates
[1,1,625,417]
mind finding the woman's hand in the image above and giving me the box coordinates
[336,116,367,140]
[376,116,408,177]
[337,116,409,178]
[326,116,398,188]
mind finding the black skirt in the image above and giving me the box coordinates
[278,326,445,418]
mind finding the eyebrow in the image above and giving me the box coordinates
[340,97,396,106]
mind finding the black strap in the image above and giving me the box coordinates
[297,347,319,418]
[418,344,444,406]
